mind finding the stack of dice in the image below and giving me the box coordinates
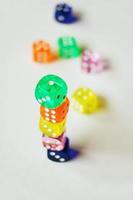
[35,74,71,162]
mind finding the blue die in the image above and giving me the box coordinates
[47,137,70,162]
[55,3,78,24]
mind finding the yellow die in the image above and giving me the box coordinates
[39,117,66,138]
[71,87,98,114]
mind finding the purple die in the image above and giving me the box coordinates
[81,50,105,73]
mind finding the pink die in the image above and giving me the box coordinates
[81,50,105,73]
[42,133,66,151]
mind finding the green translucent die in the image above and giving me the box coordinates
[58,36,80,59]
[35,74,68,109]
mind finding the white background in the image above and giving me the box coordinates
[0,0,133,199]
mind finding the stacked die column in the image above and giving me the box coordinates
[35,74,70,162]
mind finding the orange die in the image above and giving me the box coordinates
[32,40,55,63]
[40,97,69,123]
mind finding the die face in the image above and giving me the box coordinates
[47,138,70,162]
[72,87,98,113]
[33,41,52,63]
[55,4,72,16]
[82,50,104,73]
[39,117,66,138]
[33,40,50,52]
[35,74,68,108]
[40,97,69,123]
[42,134,66,151]
[33,51,50,63]
[55,4,77,24]
[58,37,80,58]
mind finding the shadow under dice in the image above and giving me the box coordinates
[55,3,77,24]
[35,74,68,109]
[42,133,66,151]
[58,36,80,58]
[72,87,98,114]
[39,117,66,138]
[40,97,69,123]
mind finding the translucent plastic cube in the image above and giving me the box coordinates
[39,117,66,138]
[72,87,98,114]
[35,74,68,109]
[40,97,69,123]
[58,36,80,58]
